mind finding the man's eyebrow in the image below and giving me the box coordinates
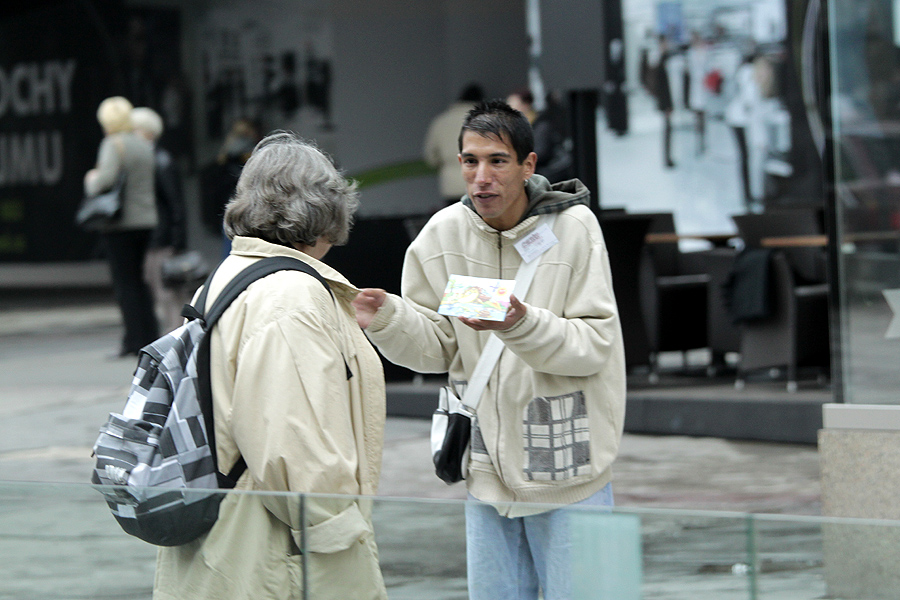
[460,151,512,158]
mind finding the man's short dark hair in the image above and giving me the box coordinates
[458,99,534,164]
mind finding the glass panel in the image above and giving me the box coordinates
[751,515,826,599]
[829,0,900,403]
[0,482,157,598]
[571,511,642,599]
[632,510,755,599]
[6,482,900,598]
[372,498,467,599]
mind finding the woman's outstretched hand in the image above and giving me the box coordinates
[352,288,387,329]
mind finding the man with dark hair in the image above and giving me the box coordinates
[354,100,626,599]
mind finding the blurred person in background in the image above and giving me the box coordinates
[686,31,711,155]
[131,106,188,333]
[506,87,537,124]
[424,83,484,206]
[726,52,762,210]
[531,90,575,184]
[84,96,159,358]
[654,35,677,168]
[201,117,262,257]
[154,132,387,600]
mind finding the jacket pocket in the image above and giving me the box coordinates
[522,391,591,481]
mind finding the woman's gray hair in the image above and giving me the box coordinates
[131,107,164,140]
[223,132,359,248]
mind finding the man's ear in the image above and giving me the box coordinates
[523,151,537,178]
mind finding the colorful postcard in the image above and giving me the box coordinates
[437,274,516,321]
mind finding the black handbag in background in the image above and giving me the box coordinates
[161,250,211,288]
[77,137,126,231]
[75,172,124,231]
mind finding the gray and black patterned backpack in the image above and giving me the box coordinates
[91,256,332,546]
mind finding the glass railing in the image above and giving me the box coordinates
[1,480,899,599]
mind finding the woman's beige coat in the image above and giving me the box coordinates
[153,237,387,600]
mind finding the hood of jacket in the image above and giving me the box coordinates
[461,173,590,225]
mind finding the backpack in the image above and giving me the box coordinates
[91,256,334,546]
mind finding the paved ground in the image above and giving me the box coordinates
[0,299,829,599]
[0,299,823,511]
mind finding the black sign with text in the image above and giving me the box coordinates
[0,1,122,262]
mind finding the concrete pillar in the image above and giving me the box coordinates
[819,404,900,598]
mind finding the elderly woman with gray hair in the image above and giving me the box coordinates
[153,132,387,600]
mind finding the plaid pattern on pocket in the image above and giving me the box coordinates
[522,391,591,481]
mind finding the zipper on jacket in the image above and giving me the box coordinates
[492,230,506,485]
[496,232,503,278]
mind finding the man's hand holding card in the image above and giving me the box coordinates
[438,274,524,331]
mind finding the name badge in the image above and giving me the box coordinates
[514,223,559,263]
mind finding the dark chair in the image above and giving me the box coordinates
[638,213,710,380]
[681,247,742,373]
[733,208,827,284]
[598,212,654,371]
[730,209,831,391]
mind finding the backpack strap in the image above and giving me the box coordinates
[204,256,334,327]
[194,256,343,489]
[181,264,222,321]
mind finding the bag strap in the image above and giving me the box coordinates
[205,256,334,327]
[461,213,558,411]
[193,256,340,488]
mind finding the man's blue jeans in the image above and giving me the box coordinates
[465,483,614,600]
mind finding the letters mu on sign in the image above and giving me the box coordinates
[0,59,77,187]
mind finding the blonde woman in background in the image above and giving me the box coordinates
[84,96,159,357]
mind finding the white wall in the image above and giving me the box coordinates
[142,0,527,216]
[329,0,528,216]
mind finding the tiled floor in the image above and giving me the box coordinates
[599,92,751,243]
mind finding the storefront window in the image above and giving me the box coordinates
[603,0,798,236]
[829,0,900,403]
[597,0,833,387]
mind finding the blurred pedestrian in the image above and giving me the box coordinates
[654,35,676,168]
[200,117,261,257]
[83,96,159,358]
[532,90,574,183]
[154,132,387,600]
[686,31,710,155]
[424,83,484,206]
[726,52,761,209]
[506,87,537,124]
[131,106,189,333]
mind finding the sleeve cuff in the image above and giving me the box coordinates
[498,302,535,339]
[367,293,399,333]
